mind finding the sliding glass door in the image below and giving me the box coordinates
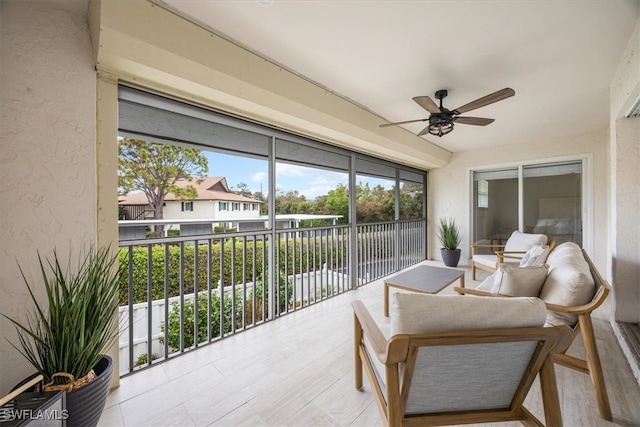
[472,159,585,248]
[523,161,582,246]
[472,168,518,247]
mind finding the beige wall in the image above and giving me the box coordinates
[610,15,640,324]
[0,0,98,393]
[429,128,609,273]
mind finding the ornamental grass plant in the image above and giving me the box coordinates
[437,217,462,251]
[2,246,123,387]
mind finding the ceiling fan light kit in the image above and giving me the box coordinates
[381,87,515,137]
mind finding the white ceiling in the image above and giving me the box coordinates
[162,0,639,153]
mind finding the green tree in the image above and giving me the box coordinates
[322,184,349,223]
[399,182,423,220]
[118,139,208,235]
[356,182,395,223]
[275,189,310,214]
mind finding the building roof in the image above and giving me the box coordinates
[119,177,263,205]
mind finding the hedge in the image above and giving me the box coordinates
[118,235,347,305]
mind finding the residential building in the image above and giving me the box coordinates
[120,177,261,221]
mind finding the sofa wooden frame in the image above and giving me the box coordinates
[352,300,573,426]
[455,248,612,421]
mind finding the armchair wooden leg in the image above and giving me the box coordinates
[472,264,476,281]
[579,314,612,421]
[539,357,563,427]
[354,314,363,390]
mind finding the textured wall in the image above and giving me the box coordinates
[429,128,609,273]
[0,0,96,393]
[610,16,640,323]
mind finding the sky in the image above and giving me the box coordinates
[204,151,393,200]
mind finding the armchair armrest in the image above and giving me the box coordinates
[496,250,527,265]
[471,244,505,255]
[352,300,388,363]
[453,287,510,298]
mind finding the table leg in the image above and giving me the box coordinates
[459,274,465,288]
[384,282,389,317]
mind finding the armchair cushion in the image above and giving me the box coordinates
[504,230,548,252]
[491,264,549,297]
[390,293,546,336]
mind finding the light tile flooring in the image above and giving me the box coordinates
[99,261,640,427]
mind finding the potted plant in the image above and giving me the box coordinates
[437,217,462,267]
[2,246,122,427]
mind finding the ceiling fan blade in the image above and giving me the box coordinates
[453,88,515,114]
[412,96,441,114]
[417,124,432,136]
[379,118,428,128]
[453,116,495,126]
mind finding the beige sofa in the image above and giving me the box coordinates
[456,242,612,420]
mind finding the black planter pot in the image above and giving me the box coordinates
[441,248,461,267]
[12,355,113,427]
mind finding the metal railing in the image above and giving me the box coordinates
[118,219,424,375]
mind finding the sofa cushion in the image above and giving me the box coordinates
[491,264,548,297]
[519,244,552,267]
[504,231,548,252]
[390,293,546,336]
[539,242,595,326]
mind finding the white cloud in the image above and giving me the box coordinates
[299,174,348,199]
[276,163,308,177]
[251,171,267,183]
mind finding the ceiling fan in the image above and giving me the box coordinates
[380,88,515,137]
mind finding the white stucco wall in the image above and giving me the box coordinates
[429,128,609,274]
[0,0,97,394]
[162,200,261,221]
[610,15,640,323]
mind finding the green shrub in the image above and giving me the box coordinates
[134,353,159,367]
[159,270,293,352]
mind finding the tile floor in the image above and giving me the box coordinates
[99,261,640,427]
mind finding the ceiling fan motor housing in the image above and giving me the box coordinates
[435,89,448,100]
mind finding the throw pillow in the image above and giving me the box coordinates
[491,264,549,297]
[519,244,551,267]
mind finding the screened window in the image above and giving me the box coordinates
[181,201,193,212]
[219,202,228,211]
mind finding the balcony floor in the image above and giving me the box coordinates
[99,261,640,426]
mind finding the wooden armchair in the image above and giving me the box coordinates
[471,231,548,280]
[455,248,612,420]
[352,294,573,426]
